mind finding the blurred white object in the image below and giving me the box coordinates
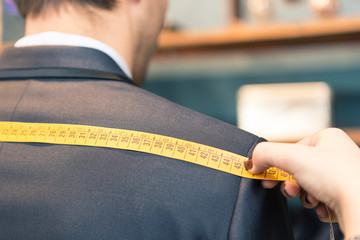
[247,0,273,20]
[309,0,339,16]
[237,82,332,142]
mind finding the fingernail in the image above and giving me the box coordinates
[281,184,291,198]
[244,158,253,171]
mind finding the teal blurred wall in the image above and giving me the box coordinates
[144,42,360,128]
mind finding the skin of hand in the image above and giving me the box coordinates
[246,128,360,238]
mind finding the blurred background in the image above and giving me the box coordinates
[2,0,360,239]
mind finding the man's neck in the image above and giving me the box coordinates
[25,3,135,74]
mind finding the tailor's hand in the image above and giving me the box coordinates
[246,128,360,238]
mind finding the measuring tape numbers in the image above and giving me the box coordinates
[0,121,294,182]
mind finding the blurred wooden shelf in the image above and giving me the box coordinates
[158,16,360,53]
[2,16,360,54]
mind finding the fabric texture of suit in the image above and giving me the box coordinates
[0,46,293,240]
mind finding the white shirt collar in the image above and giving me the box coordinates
[15,31,132,79]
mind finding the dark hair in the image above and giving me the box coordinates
[13,0,117,18]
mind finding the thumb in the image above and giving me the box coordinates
[248,142,314,176]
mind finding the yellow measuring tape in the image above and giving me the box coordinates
[0,121,294,182]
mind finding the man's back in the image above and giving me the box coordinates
[0,45,293,239]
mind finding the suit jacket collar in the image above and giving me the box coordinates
[0,46,131,81]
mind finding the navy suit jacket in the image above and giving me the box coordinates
[0,46,293,240]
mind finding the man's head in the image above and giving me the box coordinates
[13,0,168,85]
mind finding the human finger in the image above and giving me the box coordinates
[261,180,279,189]
[248,141,315,176]
[300,191,319,209]
[281,181,302,198]
[316,203,338,223]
